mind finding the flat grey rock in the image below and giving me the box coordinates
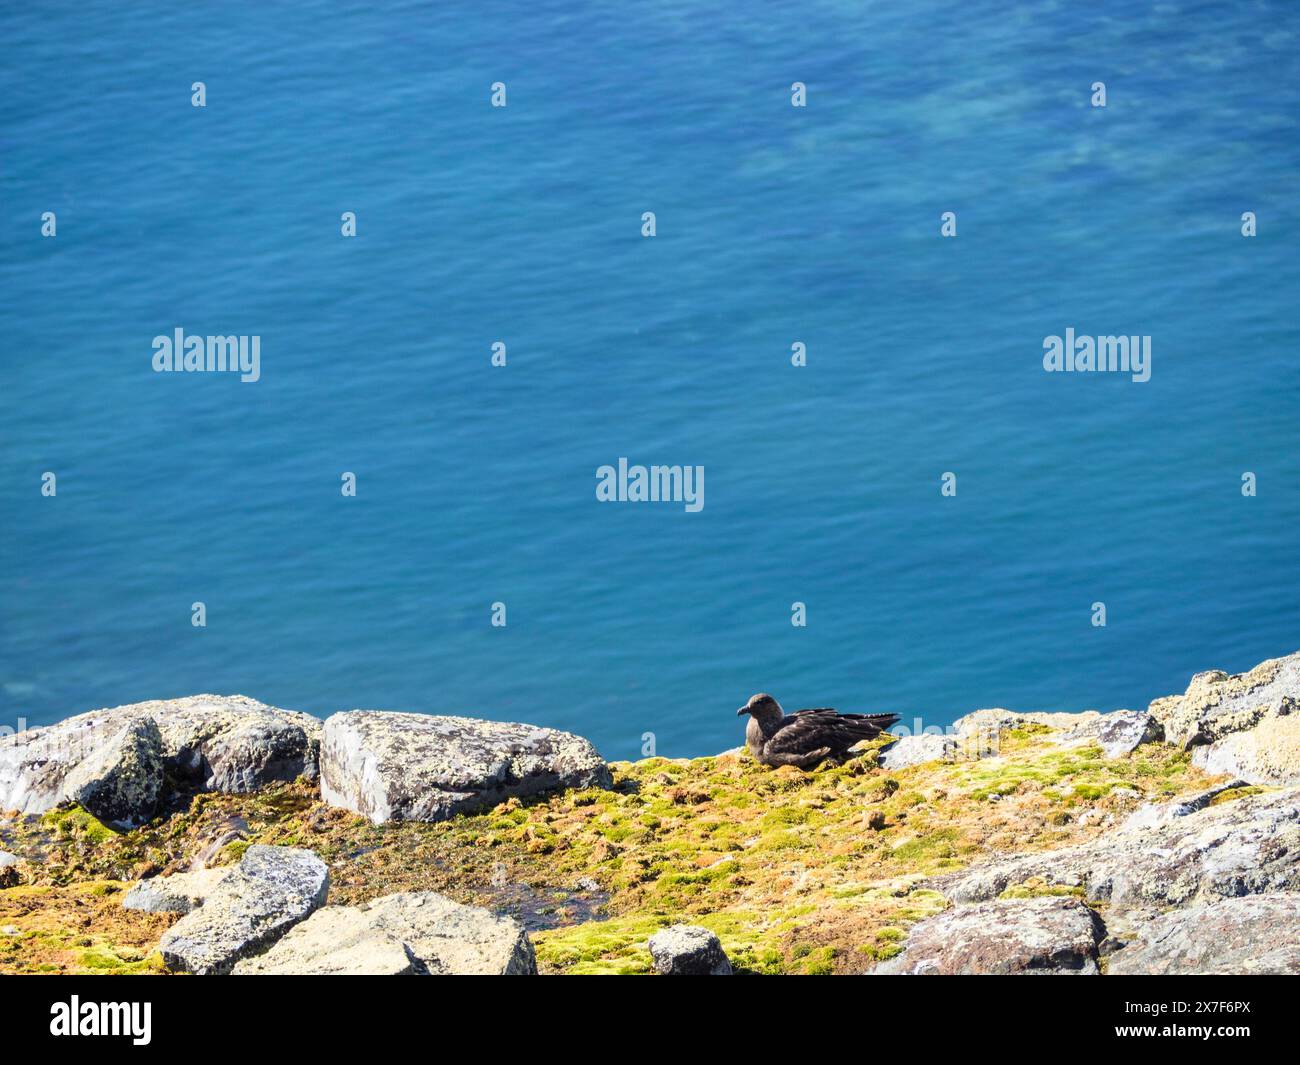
[877,733,957,770]
[647,925,732,975]
[158,845,328,974]
[1121,779,1250,831]
[122,866,233,914]
[876,896,1104,975]
[938,787,1300,911]
[320,710,612,824]
[232,891,536,975]
[1108,894,1300,975]
[952,707,1114,737]
[60,717,164,826]
[1055,710,1163,759]
[0,695,322,816]
[950,708,1162,760]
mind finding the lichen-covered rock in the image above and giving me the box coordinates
[145,695,323,792]
[1121,779,1249,831]
[158,845,328,974]
[1108,895,1300,975]
[940,787,1300,910]
[647,925,732,975]
[1054,710,1163,759]
[1143,652,1300,786]
[232,891,536,975]
[875,896,1104,975]
[60,718,163,826]
[122,866,232,914]
[1191,712,1300,787]
[0,714,120,814]
[951,708,1022,753]
[951,707,1161,760]
[878,733,956,770]
[953,707,1114,737]
[0,695,321,816]
[320,710,612,824]
[1149,651,1300,759]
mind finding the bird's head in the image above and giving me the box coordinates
[737,693,782,720]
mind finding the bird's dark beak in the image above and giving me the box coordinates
[736,706,749,716]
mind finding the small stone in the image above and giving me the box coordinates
[647,925,732,975]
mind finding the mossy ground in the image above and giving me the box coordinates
[0,881,170,974]
[0,729,1222,975]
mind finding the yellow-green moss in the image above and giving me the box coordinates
[999,877,1086,900]
[1208,785,1269,806]
[41,805,119,845]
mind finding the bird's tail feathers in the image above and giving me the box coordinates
[849,712,901,731]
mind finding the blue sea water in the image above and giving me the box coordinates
[2,2,1299,760]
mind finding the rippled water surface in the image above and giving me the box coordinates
[3,2,1299,758]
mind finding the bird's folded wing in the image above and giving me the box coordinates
[767,710,899,755]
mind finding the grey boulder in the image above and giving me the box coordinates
[950,709,1022,756]
[951,707,1161,760]
[876,896,1104,975]
[0,695,322,818]
[1053,710,1163,759]
[320,710,612,824]
[233,891,536,975]
[1108,894,1300,975]
[648,924,732,975]
[158,845,329,974]
[145,695,323,792]
[1,712,122,815]
[60,717,164,826]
